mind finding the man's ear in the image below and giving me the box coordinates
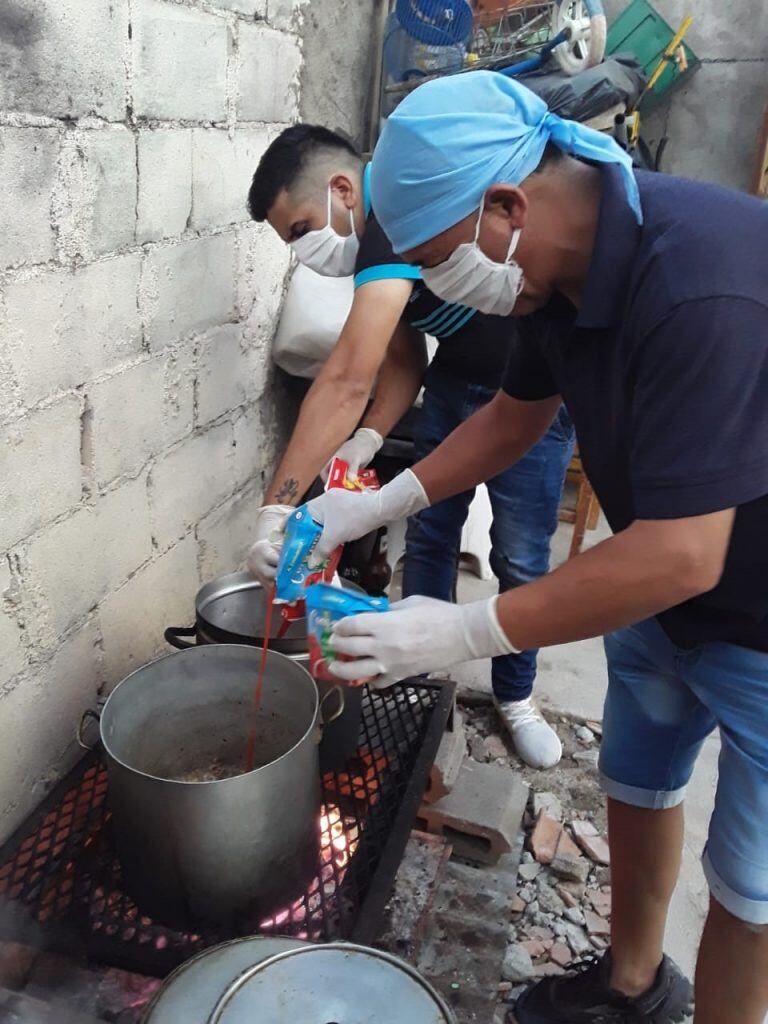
[485,183,528,231]
[329,172,357,210]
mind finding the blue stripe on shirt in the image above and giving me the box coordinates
[438,305,477,337]
[354,264,422,289]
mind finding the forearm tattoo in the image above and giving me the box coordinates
[275,477,299,504]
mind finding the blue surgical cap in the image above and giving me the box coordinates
[371,71,642,254]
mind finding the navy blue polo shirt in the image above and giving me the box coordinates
[503,165,768,652]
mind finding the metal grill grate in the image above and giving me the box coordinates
[0,680,453,976]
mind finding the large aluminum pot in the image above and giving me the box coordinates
[80,645,321,929]
[164,572,364,772]
[141,938,457,1024]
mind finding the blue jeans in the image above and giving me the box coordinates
[601,617,768,924]
[402,364,575,701]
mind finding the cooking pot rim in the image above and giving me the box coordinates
[97,644,319,786]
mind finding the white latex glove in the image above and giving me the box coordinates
[328,594,518,689]
[322,427,383,481]
[246,504,294,587]
[307,469,429,561]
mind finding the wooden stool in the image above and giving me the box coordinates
[559,450,601,558]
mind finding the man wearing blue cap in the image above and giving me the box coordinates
[305,73,768,1024]
[246,124,576,768]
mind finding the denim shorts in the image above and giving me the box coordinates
[600,617,768,925]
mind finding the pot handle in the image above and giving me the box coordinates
[319,684,345,726]
[164,625,198,650]
[77,708,101,751]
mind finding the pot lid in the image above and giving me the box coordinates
[209,943,455,1024]
[142,937,307,1023]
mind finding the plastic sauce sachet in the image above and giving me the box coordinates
[274,459,381,607]
[274,505,341,605]
[305,582,388,685]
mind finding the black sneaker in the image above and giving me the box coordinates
[512,950,694,1023]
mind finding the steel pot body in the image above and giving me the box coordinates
[96,644,321,929]
[164,572,364,772]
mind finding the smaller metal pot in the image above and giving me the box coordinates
[165,572,364,772]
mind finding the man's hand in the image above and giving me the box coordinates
[328,595,515,689]
[246,505,294,587]
[322,427,383,481]
[307,469,429,560]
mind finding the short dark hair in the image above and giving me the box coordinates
[248,124,361,221]
[534,141,566,173]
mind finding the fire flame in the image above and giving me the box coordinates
[259,804,358,935]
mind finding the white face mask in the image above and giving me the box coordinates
[290,185,360,277]
[421,203,523,316]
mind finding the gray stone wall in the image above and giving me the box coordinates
[605,0,768,191]
[0,0,374,841]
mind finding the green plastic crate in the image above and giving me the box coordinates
[606,0,700,111]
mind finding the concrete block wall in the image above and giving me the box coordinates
[605,0,768,192]
[0,0,375,843]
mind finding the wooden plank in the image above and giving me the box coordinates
[751,104,768,198]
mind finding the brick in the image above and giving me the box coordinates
[520,939,546,958]
[3,255,143,406]
[96,968,162,1020]
[530,812,562,865]
[0,622,103,844]
[238,24,301,123]
[99,536,199,685]
[587,888,612,917]
[419,760,527,866]
[0,986,102,1023]
[550,847,590,885]
[148,423,235,551]
[232,404,266,490]
[196,324,249,426]
[555,829,583,860]
[549,942,572,968]
[571,821,611,866]
[0,562,26,682]
[191,127,273,230]
[54,128,137,259]
[0,397,82,551]
[137,129,193,244]
[425,710,465,804]
[0,128,58,269]
[25,476,153,638]
[556,884,579,909]
[132,0,228,121]
[236,221,291,343]
[585,909,610,937]
[141,234,237,350]
[534,962,566,977]
[25,953,105,1017]
[532,790,563,821]
[0,942,37,990]
[510,893,526,917]
[89,351,194,487]
[0,0,127,119]
[197,481,261,581]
